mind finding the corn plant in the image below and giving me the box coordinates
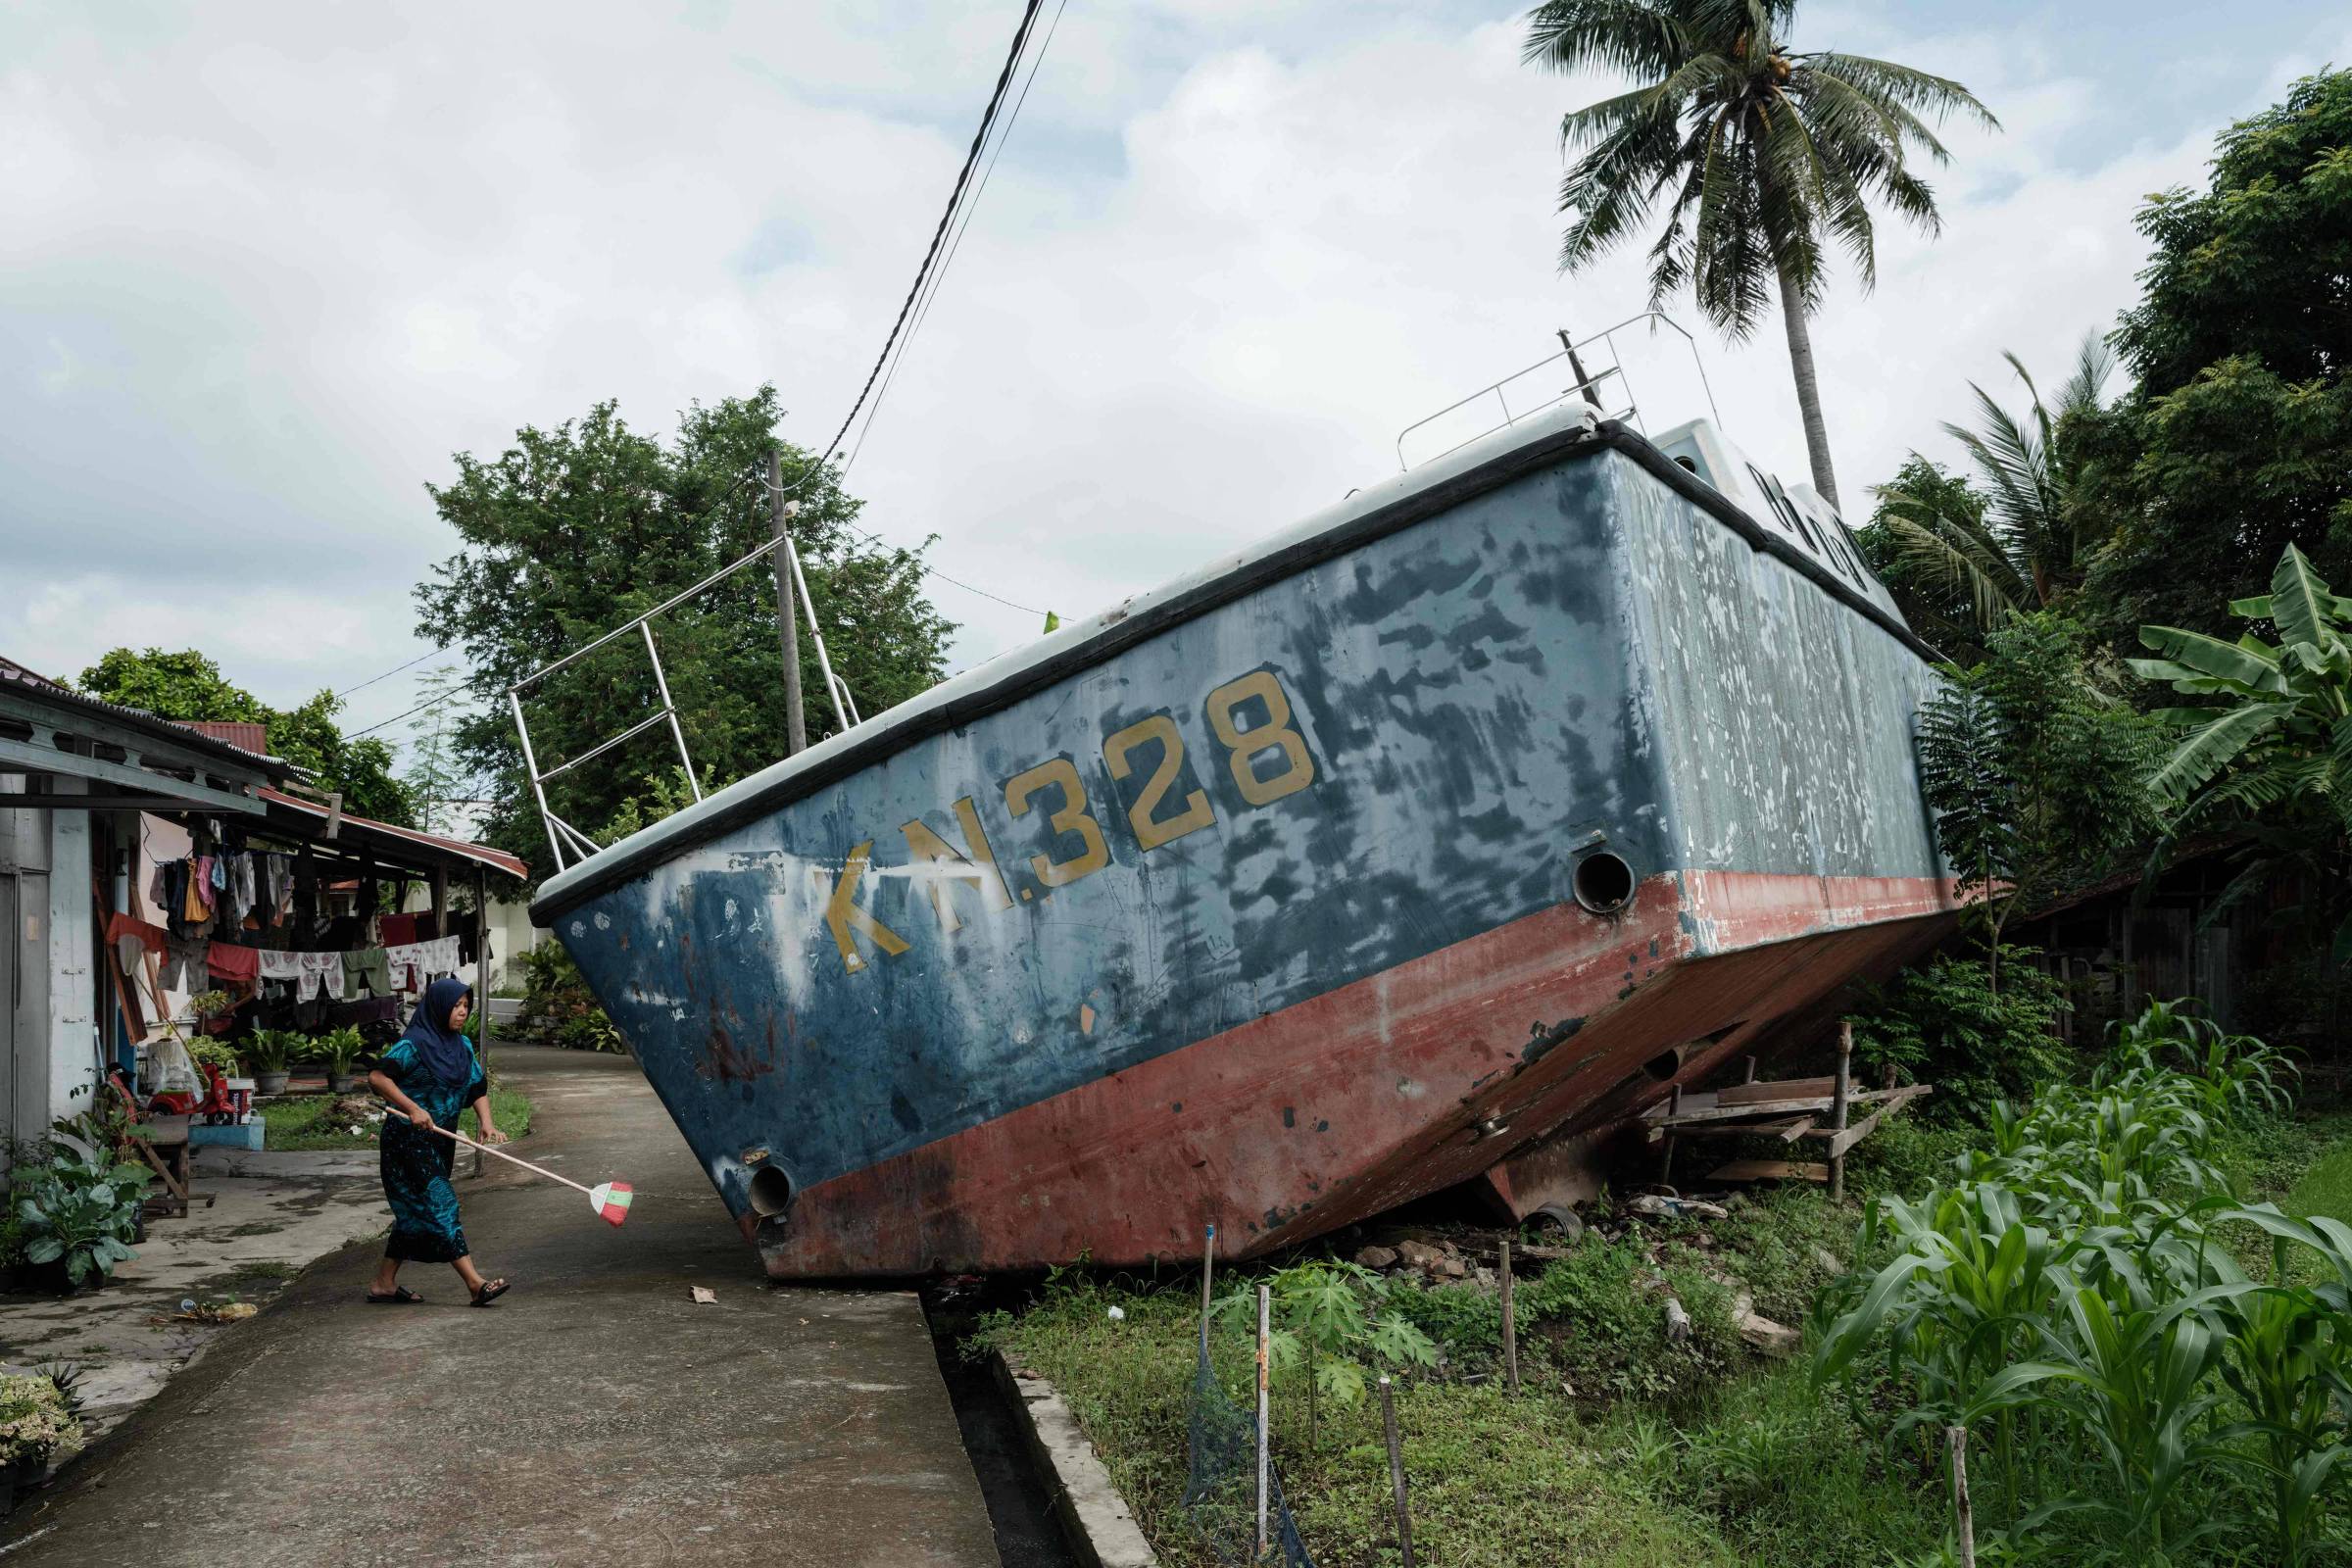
[2210,1204,2352,1567]
[1815,1003,2345,1563]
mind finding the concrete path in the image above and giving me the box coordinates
[0,1147,386,1444]
[3,1046,1002,1568]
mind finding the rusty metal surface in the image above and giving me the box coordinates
[543,416,1951,1272]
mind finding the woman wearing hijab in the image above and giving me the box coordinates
[366,977,511,1306]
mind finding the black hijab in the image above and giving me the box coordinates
[401,977,475,1089]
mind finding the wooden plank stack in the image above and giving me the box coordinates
[1642,1022,1934,1197]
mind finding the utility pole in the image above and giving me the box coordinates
[768,447,808,757]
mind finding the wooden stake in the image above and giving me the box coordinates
[1828,1022,1853,1203]
[1255,1284,1271,1558]
[1947,1424,1976,1568]
[1659,1084,1683,1189]
[1379,1374,1415,1568]
[1199,1224,1216,1352]
[1499,1238,1519,1395]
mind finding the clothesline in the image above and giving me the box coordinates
[107,913,464,1003]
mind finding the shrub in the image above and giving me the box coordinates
[1846,948,2073,1115]
[518,943,625,1053]
[0,1374,84,1470]
[10,1131,149,1288]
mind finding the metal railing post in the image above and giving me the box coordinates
[640,621,703,803]
[509,688,566,874]
[783,534,856,737]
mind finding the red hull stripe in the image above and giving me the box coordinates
[756,870,1958,1275]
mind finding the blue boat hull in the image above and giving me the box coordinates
[534,411,1955,1274]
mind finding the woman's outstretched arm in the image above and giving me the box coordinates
[370,1067,431,1128]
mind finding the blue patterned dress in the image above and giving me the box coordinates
[377,1038,486,1262]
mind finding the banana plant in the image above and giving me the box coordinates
[2132,542,2352,960]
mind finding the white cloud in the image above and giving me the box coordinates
[0,1,2320,755]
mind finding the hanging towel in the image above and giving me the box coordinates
[378,912,420,947]
[206,942,260,983]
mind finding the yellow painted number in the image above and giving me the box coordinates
[1205,670,1315,807]
[1102,713,1215,852]
[1004,758,1111,887]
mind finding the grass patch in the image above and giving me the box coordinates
[2281,1121,2352,1222]
[257,1085,534,1152]
[978,1280,1733,1568]
[460,1087,534,1143]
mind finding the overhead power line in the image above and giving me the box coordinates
[332,647,442,700]
[843,0,1069,477]
[818,0,1047,467]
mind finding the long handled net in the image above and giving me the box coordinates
[1180,1228,1314,1566]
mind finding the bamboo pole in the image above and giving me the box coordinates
[1379,1374,1415,1568]
[1947,1425,1976,1568]
[1255,1284,1271,1557]
[1829,1022,1854,1203]
[1499,1238,1519,1395]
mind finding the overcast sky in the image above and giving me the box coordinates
[4,0,2347,768]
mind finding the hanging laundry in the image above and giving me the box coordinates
[348,947,392,996]
[158,938,209,990]
[206,942,260,984]
[257,950,305,982]
[105,911,167,957]
[300,950,347,1001]
[384,942,425,993]
[378,912,420,947]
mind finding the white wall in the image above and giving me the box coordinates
[44,783,96,1124]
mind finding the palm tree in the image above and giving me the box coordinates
[1866,335,2114,649]
[1524,0,1996,512]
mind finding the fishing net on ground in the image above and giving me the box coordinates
[1181,1316,1315,1566]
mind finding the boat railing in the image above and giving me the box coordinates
[506,476,858,875]
[1394,311,1721,471]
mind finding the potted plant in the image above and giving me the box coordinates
[186,989,235,1036]
[240,1030,295,1097]
[309,1027,369,1094]
[10,1134,149,1295]
[0,1373,83,1513]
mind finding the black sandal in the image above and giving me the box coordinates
[470,1278,510,1307]
[367,1286,425,1304]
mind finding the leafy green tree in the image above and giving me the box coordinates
[2076,70,2352,649]
[74,648,415,825]
[402,666,478,838]
[419,386,956,885]
[1863,338,2114,657]
[1917,612,2161,990]
[2132,543,2352,960]
[1524,0,1995,511]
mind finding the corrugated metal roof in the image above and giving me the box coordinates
[183,719,271,756]
[0,654,297,780]
[259,786,528,880]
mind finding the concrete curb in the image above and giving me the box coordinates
[991,1352,1158,1568]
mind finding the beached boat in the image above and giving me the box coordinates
[530,398,1956,1276]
